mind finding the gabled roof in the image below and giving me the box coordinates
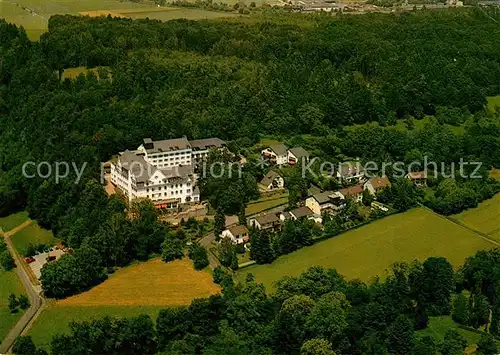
[228,224,249,237]
[118,150,194,184]
[311,191,335,204]
[268,143,288,156]
[368,176,391,190]
[254,213,280,226]
[118,150,156,183]
[338,184,364,197]
[290,206,314,219]
[260,170,283,186]
[308,185,322,197]
[288,147,310,159]
[407,171,427,179]
[338,161,364,177]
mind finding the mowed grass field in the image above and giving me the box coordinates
[238,208,495,291]
[450,193,500,241]
[11,221,57,256]
[28,258,220,349]
[0,268,26,344]
[0,0,238,40]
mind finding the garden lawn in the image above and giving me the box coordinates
[0,211,29,233]
[28,258,219,349]
[450,193,500,239]
[0,269,26,343]
[245,197,288,216]
[10,221,57,257]
[416,316,482,346]
[238,208,494,291]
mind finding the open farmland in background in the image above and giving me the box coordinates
[0,0,238,40]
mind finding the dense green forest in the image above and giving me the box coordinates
[1,6,500,301]
[15,249,500,354]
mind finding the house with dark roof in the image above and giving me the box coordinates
[287,147,310,165]
[364,176,391,196]
[336,161,365,183]
[259,170,285,191]
[305,191,344,215]
[221,224,250,244]
[249,213,282,231]
[280,206,322,224]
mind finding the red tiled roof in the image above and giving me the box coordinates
[369,176,391,190]
[407,171,427,179]
[339,184,364,197]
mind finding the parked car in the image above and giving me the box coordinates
[24,257,35,264]
[46,256,56,262]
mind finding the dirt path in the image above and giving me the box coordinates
[0,221,44,354]
[4,220,32,237]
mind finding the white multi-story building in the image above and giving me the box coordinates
[110,137,226,208]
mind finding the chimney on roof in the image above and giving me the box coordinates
[144,138,154,150]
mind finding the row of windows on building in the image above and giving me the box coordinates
[144,184,189,192]
[151,156,190,163]
[144,180,190,187]
[148,190,189,198]
[149,151,190,158]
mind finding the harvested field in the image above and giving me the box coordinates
[58,258,220,306]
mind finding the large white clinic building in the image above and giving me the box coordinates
[110,137,226,208]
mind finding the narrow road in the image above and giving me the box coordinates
[0,223,44,354]
[199,231,219,268]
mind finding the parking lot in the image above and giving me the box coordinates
[28,248,65,279]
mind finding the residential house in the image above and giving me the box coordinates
[305,191,345,215]
[406,171,427,187]
[364,176,391,196]
[261,144,289,166]
[336,161,365,183]
[249,213,282,231]
[338,184,364,203]
[287,147,310,165]
[280,206,322,224]
[259,170,285,191]
[221,224,250,244]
